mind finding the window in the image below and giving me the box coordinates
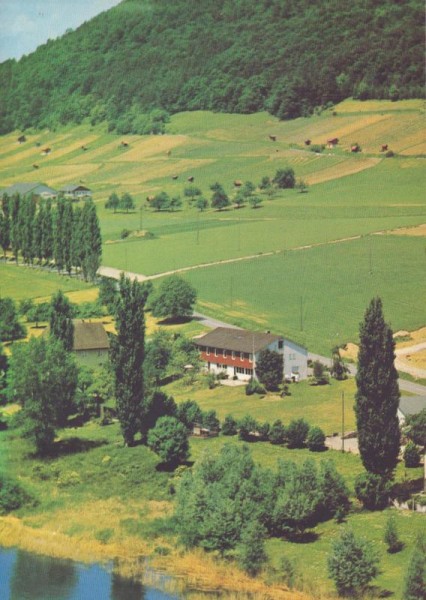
[206,346,210,355]
[223,349,227,357]
[249,353,253,363]
[235,366,245,374]
[240,352,244,361]
[214,348,218,357]
[278,340,283,349]
[289,353,296,360]
[232,351,236,359]
[245,368,253,376]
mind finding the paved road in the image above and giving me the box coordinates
[99,267,426,396]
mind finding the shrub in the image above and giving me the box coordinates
[238,415,258,441]
[269,420,286,445]
[95,528,114,544]
[202,409,220,431]
[384,515,403,553]
[238,521,267,576]
[311,360,329,385]
[306,426,326,451]
[328,529,379,596]
[286,418,309,448]
[120,228,130,239]
[206,372,216,389]
[245,378,265,395]
[258,422,270,441]
[404,532,426,600]
[222,415,238,436]
[57,471,81,488]
[404,441,420,468]
[354,472,391,510]
[147,416,189,467]
[0,476,33,514]
[385,150,395,158]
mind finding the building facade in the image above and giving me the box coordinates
[194,327,308,382]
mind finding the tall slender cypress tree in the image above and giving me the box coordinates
[33,202,44,263]
[62,199,73,275]
[81,200,102,281]
[49,290,74,352]
[110,274,145,446]
[10,194,21,263]
[41,199,53,263]
[54,198,65,272]
[355,297,400,476]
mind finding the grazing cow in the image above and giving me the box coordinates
[167,150,172,157]
[172,174,179,180]
[381,144,388,152]
[18,135,26,144]
[32,164,39,169]
[146,195,155,203]
[351,144,361,153]
[304,139,311,146]
[121,141,129,147]
[187,176,194,182]
[234,180,243,187]
[269,135,277,142]
[41,147,51,155]
[81,145,88,151]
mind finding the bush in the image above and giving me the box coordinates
[273,168,295,189]
[147,416,189,467]
[0,476,33,514]
[206,372,216,389]
[385,150,395,158]
[238,415,258,441]
[328,529,379,596]
[404,441,420,468]
[120,228,130,239]
[384,515,403,553]
[354,472,391,510]
[245,379,265,395]
[286,418,309,448]
[238,521,267,576]
[311,360,329,385]
[222,415,238,436]
[269,419,286,445]
[306,426,326,451]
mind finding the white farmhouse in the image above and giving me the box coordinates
[194,327,308,382]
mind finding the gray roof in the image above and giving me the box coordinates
[194,327,283,354]
[72,320,110,351]
[399,396,426,417]
[60,184,91,193]
[0,182,57,197]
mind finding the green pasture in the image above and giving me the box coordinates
[0,262,91,301]
[167,377,357,435]
[184,235,425,355]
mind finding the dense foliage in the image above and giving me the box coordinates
[175,445,350,555]
[0,194,102,282]
[355,297,400,477]
[0,0,423,133]
[150,275,197,321]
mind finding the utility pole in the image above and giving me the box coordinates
[341,391,345,453]
[300,296,304,331]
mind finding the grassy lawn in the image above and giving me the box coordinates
[0,262,93,301]
[167,377,357,435]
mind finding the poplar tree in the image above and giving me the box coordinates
[81,200,102,281]
[21,197,36,264]
[110,274,146,446]
[10,194,21,262]
[355,298,400,476]
[54,198,65,272]
[49,290,74,352]
[41,199,54,263]
[71,205,83,273]
[62,199,74,274]
[0,210,10,257]
[32,202,44,263]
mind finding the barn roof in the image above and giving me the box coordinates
[399,396,426,418]
[73,320,110,351]
[194,327,284,353]
[60,184,91,193]
[0,182,57,197]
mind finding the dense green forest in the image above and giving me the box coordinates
[0,0,423,134]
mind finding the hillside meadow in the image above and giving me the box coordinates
[0,100,425,354]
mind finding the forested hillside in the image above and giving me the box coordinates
[0,0,423,134]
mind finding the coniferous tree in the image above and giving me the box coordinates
[49,290,74,352]
[238,520,267,576]
[0,210,10,257]
[403,533,426,600]
[70,205,83,273]
[10,194,21,263]
[110,274,146,446]
[21,197,36,265]
[355,298,400,476]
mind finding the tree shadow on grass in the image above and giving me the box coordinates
[157,316,193,326]
[50,437,108,458]
[286,530,319,544]
[369,586,394,598]
[156,460,194,473]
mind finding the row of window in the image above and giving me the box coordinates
[205,347,252,361]
[234,367,253,375]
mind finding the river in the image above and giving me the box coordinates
[0,548,179,600]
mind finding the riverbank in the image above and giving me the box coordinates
[0,515,310,600]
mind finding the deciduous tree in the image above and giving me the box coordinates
[49,290,74,352]
[150,275,196,321]
[147,415,189,467]
[255,349,283,391]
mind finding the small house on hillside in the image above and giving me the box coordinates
[194,327,308,382]
[60,184,92,200]
[327,137,339,148]
[0,182,57,200]
[72,320,110,362]
[398,396,426,425]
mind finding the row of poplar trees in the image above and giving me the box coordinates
[0,193,102,281]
